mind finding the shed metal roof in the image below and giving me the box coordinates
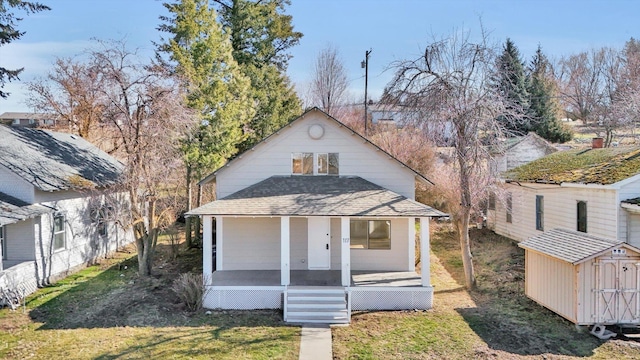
[0,192,52,226]
[519,228,628,265]
[188,175,446,218]
[0,125,123,191]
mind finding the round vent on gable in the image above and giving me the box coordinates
[308,124,324,139]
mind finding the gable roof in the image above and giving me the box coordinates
[505,146,640,185]
[0,192,52,226]
[198,107,433,186]
[188,175,446,217]
[0,125,124,192]
[518,228,635,265]
[503,132,558,154]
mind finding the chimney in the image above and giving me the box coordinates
[592,137,604,149]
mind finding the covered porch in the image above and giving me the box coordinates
[209,270,424,287]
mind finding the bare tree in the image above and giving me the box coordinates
[27,57,106,140]
[384,29,509,289]
[309,45,349,117]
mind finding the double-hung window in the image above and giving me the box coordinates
[53,214,66,251]
[350,220,391,250]
[506,193,513,223]
[0,226,5,260]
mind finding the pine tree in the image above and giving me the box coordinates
[527,46,572,143]
[157,0,255,209]
[494,38,531,136]
[215,0,302,151]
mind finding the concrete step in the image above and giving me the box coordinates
[287,309,348,317]
[288,301,346,309]
[286,314,350,324]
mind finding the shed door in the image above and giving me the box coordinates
[595,259,640,324]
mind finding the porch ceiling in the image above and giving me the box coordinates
[188,175,446,218]
[0,192,52,226]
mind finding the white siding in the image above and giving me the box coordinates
[525,250,577,322]
[290,217,308,270]
[216,111,417,199]
[495,184,619,242]
[222,217,281,270]
[0,165,34,203]
[618,177,640,244]
[506,138,553,170]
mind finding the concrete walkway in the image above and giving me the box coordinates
[299,324,332,360]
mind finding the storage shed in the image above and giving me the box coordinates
[519,228,640,326]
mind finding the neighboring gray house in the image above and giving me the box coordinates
[0,112,59,128]
[0,125,134,297]
[492,132,558,173]
[188,108,446,324]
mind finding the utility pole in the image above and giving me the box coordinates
[361,49,372,135]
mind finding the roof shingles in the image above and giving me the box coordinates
[0,192,52,226]
[519,228,623,264]
[188,176,446,217]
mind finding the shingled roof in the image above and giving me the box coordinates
[188,176,446,217]
[0,125,123,191]
[518,228,627,265]
[0,192,52,226]
[505,146,640,185]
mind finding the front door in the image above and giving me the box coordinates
[308,217,331,270]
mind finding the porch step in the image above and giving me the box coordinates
[285,287,349,324]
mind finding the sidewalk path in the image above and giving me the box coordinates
[299,324,332,360]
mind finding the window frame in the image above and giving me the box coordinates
[535,195,544,231]
[349,219,391,250]
[293,152,339,175]
[0,225,5,260]
[506,193,513,224]
[53,214,66,251]
[577,200,587,233]
[291,152,314,175]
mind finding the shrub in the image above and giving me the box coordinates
[171,273,207,312]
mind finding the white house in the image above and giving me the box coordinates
[491,132,558,173]
[188,108,446,324]
[0,125,134,298]
[492,145,640,245]
[490,145,640,328]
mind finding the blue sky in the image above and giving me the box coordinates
[1,0,638,113]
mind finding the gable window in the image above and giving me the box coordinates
[317,153,339,175]
[350,220,391,250]
[292,153,313,175]
[577,201,587,233]
[535,195,544,231]
[506,192,513,223]
[53,214,66,251]
[293,152,339,175]
[0,226,5,260]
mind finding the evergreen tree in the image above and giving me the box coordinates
[494,38,531,136]
[157,0,255,209]
[0,0,50,98]
[214,0,302,151]
[527,46,572,143]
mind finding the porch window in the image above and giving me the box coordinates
[577,201,587,233]
[0,226,5,260]
[506,193,512,223]
[292,153,313,175]
[317,153,339,175]
[349,220,391,249]
[535,195,544,231]
[53,214,66,251]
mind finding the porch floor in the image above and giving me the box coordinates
[209,270,423,287]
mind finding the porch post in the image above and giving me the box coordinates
[215,216,223,271]
[408,218,416,272]
[420,217,431,287]
[203,215,213,284]
[341,217,350,286]
[281,216,290,286]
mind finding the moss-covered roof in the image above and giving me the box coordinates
[505,147,640,185]
[624,197,640,205]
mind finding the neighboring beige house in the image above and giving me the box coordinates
[188,108,446,324]
[0,112,59,128]
[490,145,640,329]
[0,125,134,299]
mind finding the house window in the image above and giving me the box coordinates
[293,152,339,175]
[535,195,544,231]
[0,226,5,260]
[91,207,110,237]
[53,214,66,251]
[488,193,496,211]
[577,201,587,233]
[349,220,391,250]
[292,153,313,175]
[317,153,339,175]
[506,193,513,223]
